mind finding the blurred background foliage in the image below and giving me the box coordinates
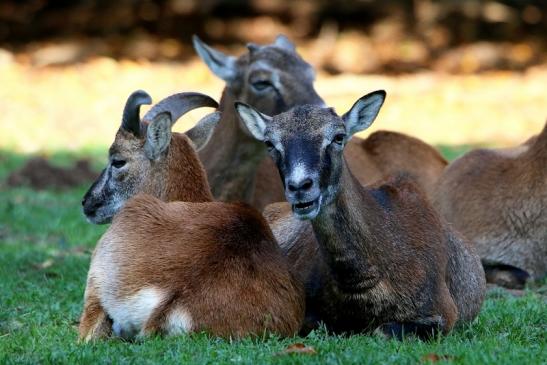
[0,0,545,73]
[0,0,545,153]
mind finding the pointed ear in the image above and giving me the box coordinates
[144,112,172,160]
[234,102,271,141]
[342,90,386,136]
[274,35,296,52]
[192,35,237,82]
[186,111,221,151]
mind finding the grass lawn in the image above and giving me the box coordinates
[0,147,545,365]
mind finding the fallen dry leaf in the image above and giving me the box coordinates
[275,343,317,356]
[32,259,54,270]
[421,353,456,363]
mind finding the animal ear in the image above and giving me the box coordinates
[342,90,386,136]
[144,112,172,160]
[186,111,221,151]
[234,102,271,141]
[274,35,296,52]
[192,35,237,82]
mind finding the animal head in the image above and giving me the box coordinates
[82,90,219,224]
[193,34,323,117]
[235,90,386,219]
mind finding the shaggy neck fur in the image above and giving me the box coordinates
[198,89,267,202]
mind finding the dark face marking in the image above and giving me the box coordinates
[236,89,386,219]
[263,106,347,219]
[81,130,151,224]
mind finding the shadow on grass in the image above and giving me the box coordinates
[0,148,107,183]
[0,148,107,253]
[0,144,478,250]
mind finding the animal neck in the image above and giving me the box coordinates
[162,134,214,202]
[311,160,380,270]
[197,88,267,202]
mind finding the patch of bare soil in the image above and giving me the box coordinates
[6,157,98,190]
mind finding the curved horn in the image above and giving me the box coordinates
[246,43,260,54]
[142,92,218,126]
[121,90,152,136]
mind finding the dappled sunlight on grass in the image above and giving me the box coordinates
[1,59,545,153]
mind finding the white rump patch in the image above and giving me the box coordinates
[165,306,194,335]
[106,286,165,339]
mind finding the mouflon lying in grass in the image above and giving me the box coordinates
[236,91,486,338]
[433,121,547,289]
[79,91,304,341]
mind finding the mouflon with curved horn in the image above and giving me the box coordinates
[82,90,219,224]
[79,90,304,341]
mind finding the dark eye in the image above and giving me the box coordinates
[333,134,346,145]
[264,140,275,151]
[252,80,272,91]
[111,159,126,169]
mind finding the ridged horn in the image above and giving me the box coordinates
[121,90,152,136]
[142,92,218,126]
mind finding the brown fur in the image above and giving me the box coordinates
[199,90,271,206]
[111,130,214,203]
[79,132,304,341]
[164,134,214,202]
[256,104,485,337]
[80,196,304,340]
[196,39,325,210]
[433,122,547,283]
[198,40,446,210]
[78,282,113,340]
[266,169,485,335]
[257,131,447,210]
[346,131,447,197]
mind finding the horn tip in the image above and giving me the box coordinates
[129,89,152,104]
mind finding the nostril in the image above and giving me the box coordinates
[82,197,102,212]
[288,178,314,192]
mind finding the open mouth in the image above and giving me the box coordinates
[295,201,314,210]
[292,196,321,219]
